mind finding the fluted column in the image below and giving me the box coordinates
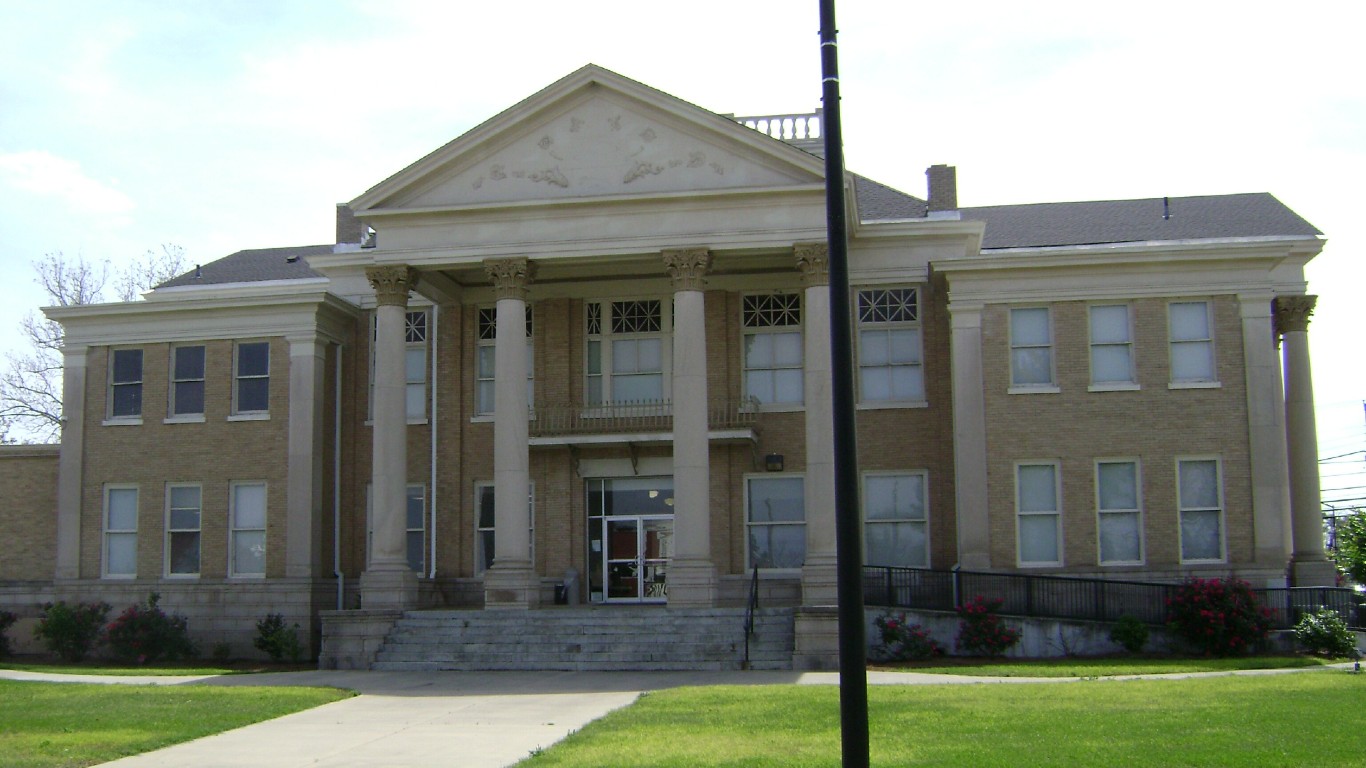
[1276,295,1334,585]
[797,243,837,605]
[664,247,716,607]
[483,257,539,609]
[949,301,991,570]
[361,266,421,609]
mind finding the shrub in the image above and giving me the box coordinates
[1293,607,1357,658]
[871,611,943,661]
[211,641,233,663]
[1109,615,1150,654]
[1329,508,1366,585]
[35,601,110,662]
[954,595,1021,657]
[105,593,197,665]
[254,614,304,663]
[1165,577,1271,656]
[0,610,17,658]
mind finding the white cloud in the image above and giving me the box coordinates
[0,150,135,215]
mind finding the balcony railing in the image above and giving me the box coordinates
[529,397,760,438]
[733,111,822,142]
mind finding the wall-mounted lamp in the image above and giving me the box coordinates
[764,453,784,472]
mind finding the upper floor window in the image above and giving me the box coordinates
[742,293,803,406]
[170,345,205,418]
[233,341,270,415]
[1089,305,1135,386]
[1016,461,1061,566]
[1010,307,1054,388]
[109,348,143,418]
[1177,458,1224,562]
[745,475,805,570]
[857,287,924,403]
[476,306,534,416]
[1096,460,1142,564]
[103,485,138,578]
[165,483,202,576]
[369,310,430,421]
[1169,301,1216,384]
[586,299,669,405]
[863,471,928,568]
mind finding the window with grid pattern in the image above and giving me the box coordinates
[586,300,667,405]
[857,288,923,403]
[475,306,533,415]
[743,293,803,405]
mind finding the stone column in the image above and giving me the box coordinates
[54,344,88,580]
[360,265,420,610]
[286,336,327,579]
[483,257,539,609]
[949,302,991,570]
[1276,295,1335,585]
[664,247,717,607]
[1240,295,1292,571]
[797,243,837,605]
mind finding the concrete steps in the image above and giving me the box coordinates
[371,607,794,671]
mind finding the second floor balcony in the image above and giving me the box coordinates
[528,397,759,446]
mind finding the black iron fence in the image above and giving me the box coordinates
[864,566,1365,630]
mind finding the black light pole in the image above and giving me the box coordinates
[819,2,870,767]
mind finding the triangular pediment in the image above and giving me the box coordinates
[351,65,826,213]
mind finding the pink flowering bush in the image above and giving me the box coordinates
[871,611,943,661]
[106,593,196,665]
[954,595,1021,657]
[1165,577,1271,656]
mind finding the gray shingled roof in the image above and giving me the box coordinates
[853,174,929,220]
[157,244,330,289]
[961,193,1321,250]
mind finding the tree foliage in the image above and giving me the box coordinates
[0,246,187,442]
[1330,508,1366,585]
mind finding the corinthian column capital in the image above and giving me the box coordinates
[365,266,419,307]
[484,258,536,300]
[662,248,712,291]
[794,242,829,287]
[1274,294,1317,335]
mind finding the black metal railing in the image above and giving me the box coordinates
[742,564,760,669]
[864,566,1365,630]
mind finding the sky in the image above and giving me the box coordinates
[1,0,1363,503]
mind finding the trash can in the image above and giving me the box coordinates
[562,567,581,606]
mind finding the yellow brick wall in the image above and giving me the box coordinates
[0,448,59,580]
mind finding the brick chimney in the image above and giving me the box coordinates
[926,164,958,213]
[336,203,365,245]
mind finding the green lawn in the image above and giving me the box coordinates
[519,671,1366,767]
[0,680,351,768]
[1,662,236,676]
[874,654,1337,677]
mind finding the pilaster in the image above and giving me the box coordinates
[54,344,88,581]
[286,336,327,579]
[949,302,991,570]
[1239,295,1291,569]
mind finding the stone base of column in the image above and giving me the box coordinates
[483,562,541,610]
[791,606,841,670]
[359,568,419,611]
[668,558,717,607]
[800,555,838,607]
[1290,556,1339,587]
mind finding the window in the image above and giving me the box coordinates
[742,293,803,405]
[170,345,205,418]
[857,287,924,403]
[369,310,434,421]
[229,482,267,576]
[166,484,201,576]
[234,341,270,414]
[1178,459,1224,562]
[364,484,427,572]
[475,306,534,415]
[586,299,668,405]
[474,482,535,575]
[1089,305,1135,386]
[109,348,143,418]
[745,476,805,569]
[1016,462,1061,565]
[1169,301,1216,383]
[103,486,138,578]
[1010,308,1054,388]
[863,472,928,568]
[1096,461,1142,564]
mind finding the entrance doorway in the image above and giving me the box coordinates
[586,477,674,604]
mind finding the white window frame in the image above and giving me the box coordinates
[744,474,806,571]
[1009,307,1057,392]
[231,340,271,418]
[102,484,139,579]
[163,478,200,573]
[1015,461,1062,567]
[1177,457,1226,563]
[856,286,926,407]
[473,482,536,576]
[1095,460,1144,565]
[1168,300,1219,388]
[168,344,206,422]
[229,481,267,577]
[585,298,671,407]
[862,471,929,568]
[1088,304,1137,390]
[741,292,804,408]
[474,305,534,417]
[107,347,144,422]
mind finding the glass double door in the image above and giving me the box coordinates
[587,477,674,604]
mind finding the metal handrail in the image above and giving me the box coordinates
[529,397,760,437]
[742,563,760,669]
